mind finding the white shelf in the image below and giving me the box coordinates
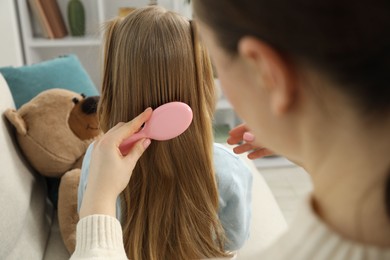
[16,0,211,98]
[28,36,101,48]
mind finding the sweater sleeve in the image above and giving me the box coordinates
[70,215,128,260]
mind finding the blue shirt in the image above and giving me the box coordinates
[78,142,252,251]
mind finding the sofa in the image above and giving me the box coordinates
[0,74,70,259]
[0,72,286,259]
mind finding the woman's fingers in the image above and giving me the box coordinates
[123,138,151,167]
[233,143,274,159]
[243,132,255,142]
[107,122,125,132]
[233,143,273,159]
[233,143,256,154]
[248,148,274,159]
[109,108,153,145]
[229,123,247,137]
[227,124,247,144]
[227,135,242,145]
[228,124,274,159]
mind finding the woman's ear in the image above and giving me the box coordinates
[238,37,298,116]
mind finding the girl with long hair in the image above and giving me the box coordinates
[77,6,252,260]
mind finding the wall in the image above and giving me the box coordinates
[0,0,23,67]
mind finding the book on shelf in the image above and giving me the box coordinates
[28,0,53,38]
[28,0,68,39]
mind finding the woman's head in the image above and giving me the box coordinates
[193,0,390,157]
[194,0,390,227]
[99,6,229,259]
[193,0,390,109]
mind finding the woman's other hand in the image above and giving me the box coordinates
[227,123,274,159]
[79,108,153,218]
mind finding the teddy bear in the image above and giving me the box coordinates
[4,88,102,253]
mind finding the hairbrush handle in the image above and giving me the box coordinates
[119,131,147,155]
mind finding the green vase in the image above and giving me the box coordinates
[68,0,85,36]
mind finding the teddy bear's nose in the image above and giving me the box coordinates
[81,96,100,114]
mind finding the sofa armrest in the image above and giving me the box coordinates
[0,74,68,259]
[44,211,70,260]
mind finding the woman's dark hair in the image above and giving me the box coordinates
[193,0,390,213]
[193,0,390,114]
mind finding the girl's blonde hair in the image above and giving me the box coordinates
[98,6,230,260]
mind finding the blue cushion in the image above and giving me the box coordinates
[0,54,99,108]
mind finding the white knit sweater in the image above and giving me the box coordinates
[70,215,237,260]
[71,215,127,260]
[71,197,390,260]
[259,196,390,260]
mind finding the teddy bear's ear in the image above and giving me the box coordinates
[4,109,27,135]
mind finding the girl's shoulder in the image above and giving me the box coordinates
[213,143,253,192]
[213,142,240,160]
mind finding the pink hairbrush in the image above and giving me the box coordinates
[119,102,193,155]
